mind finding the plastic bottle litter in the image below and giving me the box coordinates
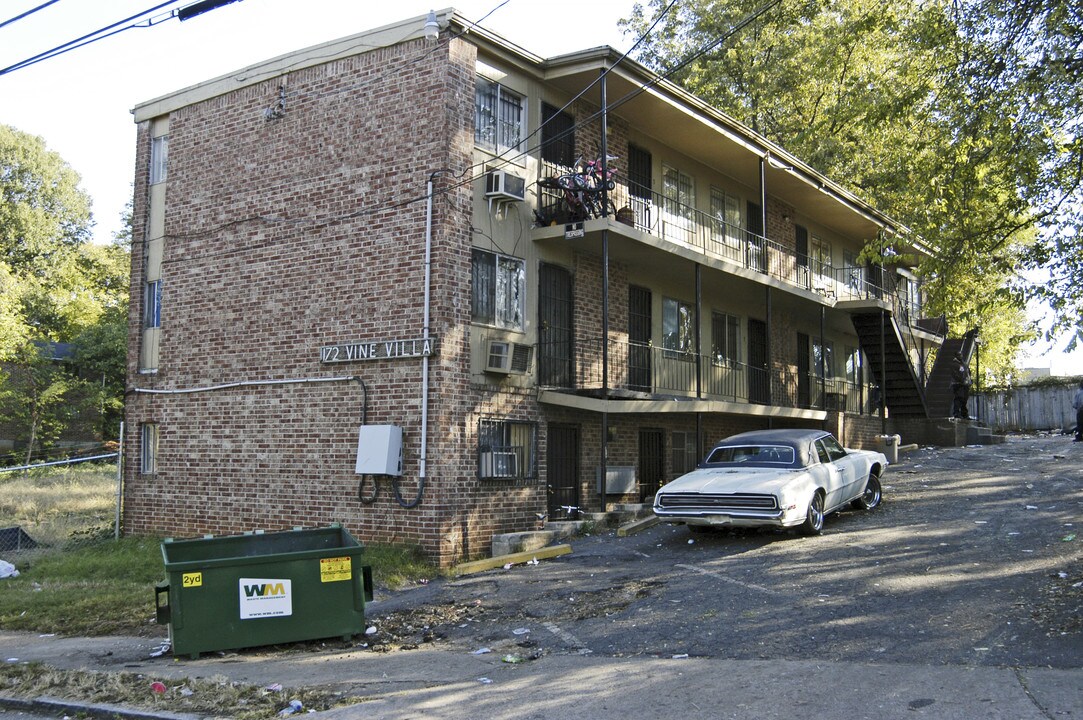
[278,699,303,716]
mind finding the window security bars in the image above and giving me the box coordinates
[477,418,537,480]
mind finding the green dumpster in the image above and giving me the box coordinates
[155,525,373,659]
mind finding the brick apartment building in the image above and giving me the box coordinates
[124,10,951,565]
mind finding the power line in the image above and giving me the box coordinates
[0,0,63,30]
[0,0,243,77]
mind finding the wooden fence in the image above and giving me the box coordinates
[973,385,1080,432]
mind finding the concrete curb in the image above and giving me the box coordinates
[0,693,199,720]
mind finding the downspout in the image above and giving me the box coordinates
[600,68,610,513]
[422,172,436,486]
[386,172,438,509]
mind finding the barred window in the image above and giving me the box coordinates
[475,77,524,154]
[478,418,537,480]
[471,248,525,330]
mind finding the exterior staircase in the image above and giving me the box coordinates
[924,329,978,418]
[851,311,928,417]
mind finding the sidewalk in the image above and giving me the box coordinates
[2,630,1081,719]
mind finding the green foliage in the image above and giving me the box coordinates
[0,124,130,454]
[622,0,1080,375]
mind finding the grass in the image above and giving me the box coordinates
[1,535,439,636]
[0,662,364,719]
[0,462,117,552]
[1,464,440,637]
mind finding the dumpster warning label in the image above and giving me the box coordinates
[238,578,292,619]
[320,556,351,583]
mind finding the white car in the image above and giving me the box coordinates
[653,429,887,535]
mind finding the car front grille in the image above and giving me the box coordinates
[656,493,779,511]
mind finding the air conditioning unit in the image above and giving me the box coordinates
[480,450,519,479]
[485,340,533,374]
[485,170,526,202]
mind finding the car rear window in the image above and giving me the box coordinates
[705,445,796,465]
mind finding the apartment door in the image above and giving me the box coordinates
[748,318,770,404]
[628,286,652,392]
[638,429,665,502]
[795,224,809,288]
[538,263,573,387]
[547,424,579,518]
[797,332,811,407]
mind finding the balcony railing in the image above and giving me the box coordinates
[539,336,878,415]
[535,161,937,341]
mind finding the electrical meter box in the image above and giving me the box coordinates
[355,425,403,476]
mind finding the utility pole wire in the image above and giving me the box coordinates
[0,0,63,30]
[0,0,181,76]
[0,0,243,77]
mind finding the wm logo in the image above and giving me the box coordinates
[243,582,286,597]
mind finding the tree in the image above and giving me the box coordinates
[0,124,130,461]
[621,0,1070,381]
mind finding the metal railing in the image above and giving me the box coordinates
[540,336,878,415]
[536,162,935,329]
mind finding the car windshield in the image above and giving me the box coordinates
[705,444,796,465]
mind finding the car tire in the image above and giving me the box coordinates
[799,492,825,536]
[852,472,882,511]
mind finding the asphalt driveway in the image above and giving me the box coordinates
[372,434,1082,669]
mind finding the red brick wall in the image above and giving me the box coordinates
[125,37,484,567]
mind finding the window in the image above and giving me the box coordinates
[711,312,739,366]
[843,250,863,292]
[710,187,742,249]
[662,164,694,220]
[811,235,832,282]
[143,280,162,329]
[541,102,574,166]
[662,298,695,355]
[150,135,168,184]
[671,430,698,477]
[478,418,537,479]
[471,249,525,330]
[140,423,159,474]
[813,339,835,379]
[816,435,848,463]
[475,76,524,154]
[845,346,864,385]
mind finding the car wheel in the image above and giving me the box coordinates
[852,472,882,511]
[799,492,825,536]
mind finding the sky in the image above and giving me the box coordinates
[2,0,1080,376]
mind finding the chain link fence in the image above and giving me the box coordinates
[0,451,121,565]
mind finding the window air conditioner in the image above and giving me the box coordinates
[485,170,526,202]
[480,450,519,478]
[485,340,533,374]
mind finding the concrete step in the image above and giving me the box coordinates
[490,504,654,557]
